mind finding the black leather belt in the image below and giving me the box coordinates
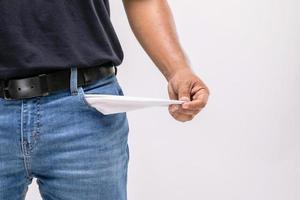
[0,65,117,100]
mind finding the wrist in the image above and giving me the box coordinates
[165,65,194,82]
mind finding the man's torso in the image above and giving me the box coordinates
[0,0,123,79]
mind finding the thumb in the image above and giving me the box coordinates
[178,84,191,102]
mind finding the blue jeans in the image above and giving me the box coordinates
[0,68,130,200]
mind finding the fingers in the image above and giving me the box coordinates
[168,102,201,122]
[167,76,209,122]
[168,106,195,122]
[182,89,209,110]
[168,87,209,122]
[169,104,200,115]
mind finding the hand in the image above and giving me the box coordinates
[167,68,209,122]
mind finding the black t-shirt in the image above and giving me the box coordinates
[0,0,123,79]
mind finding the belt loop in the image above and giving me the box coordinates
[70,67,78,96]
[114,65,117,76]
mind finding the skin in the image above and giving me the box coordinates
[123,0,209,122]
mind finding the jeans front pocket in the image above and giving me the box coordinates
[77,74,123,116]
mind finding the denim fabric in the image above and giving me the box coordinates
[0,70,130,200]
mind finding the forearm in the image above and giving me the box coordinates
[123,0,192,81]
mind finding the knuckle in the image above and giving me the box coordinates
[180,115,193,122]
[171,111,181,118]
[199,101,207,108]
[193,110,200,115]
[205,87,210,95]
[176,116,185,122]
[180,118,189,122]
[173,113,188,122]
[187,115,194,120]
[169,110,177,117]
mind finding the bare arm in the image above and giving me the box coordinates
[122,0,189,81]
[123,0,209,122]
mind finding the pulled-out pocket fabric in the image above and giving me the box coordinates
[77,74,124,115]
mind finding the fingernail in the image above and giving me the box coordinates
[180,96,190,102]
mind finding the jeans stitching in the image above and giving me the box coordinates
[20,100,32,179]
[77,78,120,116]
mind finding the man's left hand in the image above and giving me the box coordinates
[167,68,209,122]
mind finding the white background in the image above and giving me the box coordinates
[27,0,300,199]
